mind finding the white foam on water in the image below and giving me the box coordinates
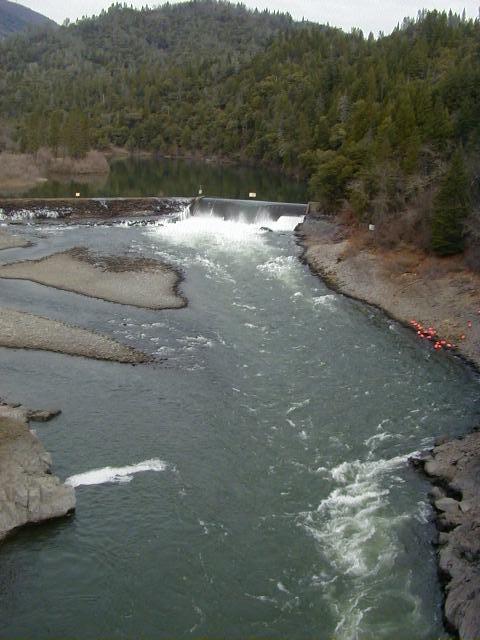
[268,215,305,231]
[147,214,266,251]
[301,450,420,638]
[65,459,168,488]
[1,208,68,222]
[257,256,298,281]
[312,294,337,311]
[286,398,310,415]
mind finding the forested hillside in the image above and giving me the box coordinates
[0,1,478,261]
[0,0,54,39]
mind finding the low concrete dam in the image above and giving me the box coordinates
[0,196,307,227]
[190,196,307,226]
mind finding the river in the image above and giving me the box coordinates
[0,201,478,639]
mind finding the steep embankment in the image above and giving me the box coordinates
[298,215,480,640]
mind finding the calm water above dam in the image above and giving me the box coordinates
[0,205,478,639]
[4,156,308,203]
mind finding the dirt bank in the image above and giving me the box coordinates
[0,247,186,310]
[0,307,150,363]
[0,402,75,542]
[298,215,480,640]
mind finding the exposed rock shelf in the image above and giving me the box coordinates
[419,433,480,640]
[0,403,75,542]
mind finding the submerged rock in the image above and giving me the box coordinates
[27,408,62,422]
[419,432,480,640]
[0,404,75,542]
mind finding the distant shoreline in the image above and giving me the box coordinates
[0,148,304,196]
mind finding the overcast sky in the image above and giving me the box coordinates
[18,0,480,34]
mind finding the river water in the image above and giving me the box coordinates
[0,206,478,639]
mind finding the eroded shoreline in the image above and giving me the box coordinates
[297,215,480,640]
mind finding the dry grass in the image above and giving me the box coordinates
[419,255,466,280]
[339,229,375,260]
[0,150,110,191]
[0,152,43,186]
[381,250,420,276]
[46,150,109,175]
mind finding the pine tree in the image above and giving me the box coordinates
[431,151,470,255]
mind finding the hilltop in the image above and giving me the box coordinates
[0,0,54,39]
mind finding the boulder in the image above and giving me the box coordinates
[0,406,75,542]
[420,432,480,639]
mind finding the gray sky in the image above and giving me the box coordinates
[18,0,480,34]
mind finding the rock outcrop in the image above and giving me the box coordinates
[0,403,75,542]
[419,432,480,640]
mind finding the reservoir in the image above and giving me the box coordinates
[0,199,478,639]
[1,156,309,203]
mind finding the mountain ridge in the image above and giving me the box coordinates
[0,1,478,264]
[0,0,55,39]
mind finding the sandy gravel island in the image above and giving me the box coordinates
[0,307,149,363]
[0,247,186,310]
[0,229,31,250]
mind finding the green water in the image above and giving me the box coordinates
[4,156,308,203]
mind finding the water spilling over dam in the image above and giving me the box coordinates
[0,198,478,639]
[189,196,307,225]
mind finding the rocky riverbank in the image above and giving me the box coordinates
[297,216,480,368]
[0,401,75,542]
[298,215,480,640]
[416,433,480,640]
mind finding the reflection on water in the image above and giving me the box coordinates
[5,156,309,203]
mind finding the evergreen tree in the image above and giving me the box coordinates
[431,151,470,255]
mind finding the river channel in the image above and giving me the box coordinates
[0,201,478,639]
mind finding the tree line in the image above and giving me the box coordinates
[0,1,478,261]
